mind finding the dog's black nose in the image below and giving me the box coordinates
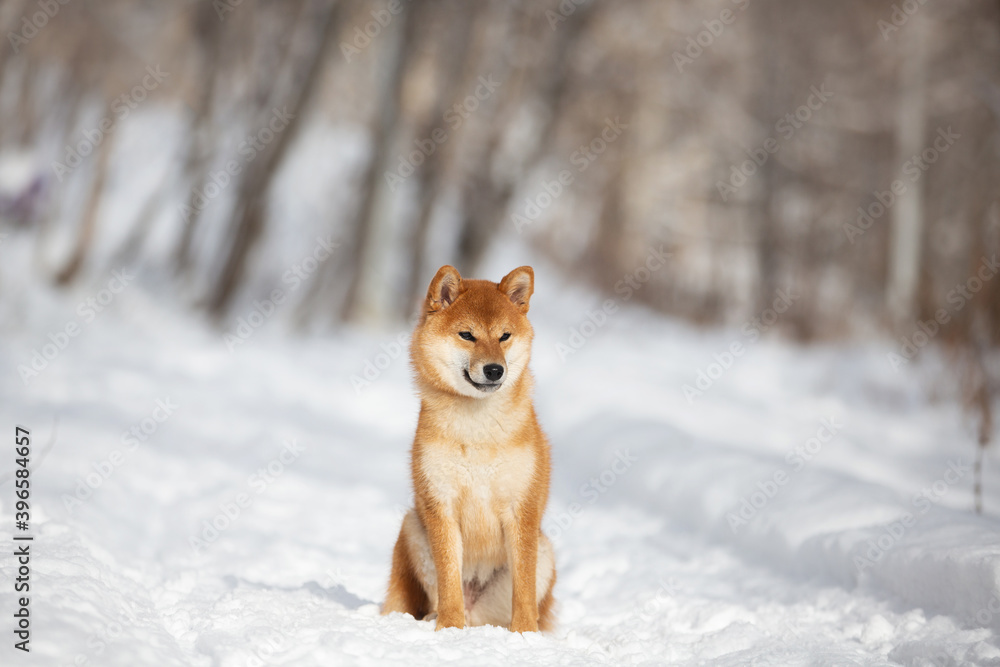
[483,364,504,381]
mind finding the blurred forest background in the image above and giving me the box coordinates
[1,1,998,458]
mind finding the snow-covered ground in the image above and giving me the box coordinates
[1,244,1000,666]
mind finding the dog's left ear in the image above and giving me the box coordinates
[499,266,534,313]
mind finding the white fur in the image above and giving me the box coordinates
[411,434,545,628]
[428,337,532,400]
[401,509,555,628]
[466,534,554,627]
[418,440,536,524]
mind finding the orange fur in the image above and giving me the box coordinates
[381,265,556,633]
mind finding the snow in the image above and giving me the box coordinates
[2,244,1000,666]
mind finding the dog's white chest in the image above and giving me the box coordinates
[419,443,535,506]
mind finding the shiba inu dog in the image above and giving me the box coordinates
[381,265,556,632]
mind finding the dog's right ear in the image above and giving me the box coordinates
[426,265,462,313]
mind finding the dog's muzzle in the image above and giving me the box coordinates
[464,367,504,392]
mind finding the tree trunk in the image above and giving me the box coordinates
[55,112,114,285]
[173,0,227,276]
[340,0,421,325]
[886,12,928,330]
[454,0,594,277]
[402,0,481,315]
[750,0,785,316]
[0,0,29,146]
[206,0,339,318]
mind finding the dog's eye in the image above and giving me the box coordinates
[499,332,511,342]
[459,331,476,342]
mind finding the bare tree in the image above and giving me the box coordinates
[339,0,421,325]
[55,107,114,285]
[206,0,340,317]
[402,0,483,313]
[454,0,595,277]
[887,11,929,330]
[172,0,228,275]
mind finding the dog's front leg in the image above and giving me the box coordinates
[503,511,540,633]
[425,507,465,630]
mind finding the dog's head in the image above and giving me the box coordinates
[411,265,535,399]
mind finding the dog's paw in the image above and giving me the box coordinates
[434,611,465,631]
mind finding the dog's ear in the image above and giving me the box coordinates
[426,265,463,313]
[499,266,534,313]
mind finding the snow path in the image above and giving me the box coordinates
[2,278,1000,665]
